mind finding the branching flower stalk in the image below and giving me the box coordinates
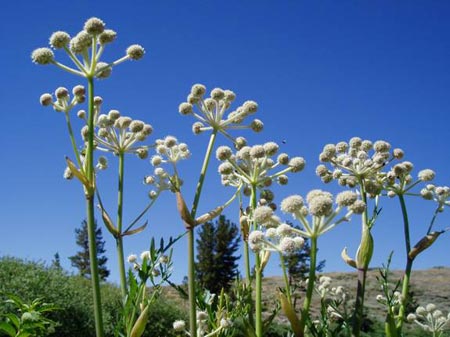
[177,84,264,337]
[33,17,145,337]
[316,138,402,337]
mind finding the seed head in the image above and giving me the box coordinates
[191,83,207,97]
[243,100,258,114]
[263,142,279,156]
[349,200,366,214]
[55,87,69,99]
[84,17,105,35]
[276,223,293,237]
[108,109,120,120]
[308,195,333,217]
[224,90,236,102]
[218,162,233,175]
[40,93,53,106]
[216,146,232,161]
[210,87,225,100]
[248,230,265,251]
[250,119,264,132]
[164,135,177,148]
[277,153,289,165]
[316,165,328,177]
[349,137,362,148]
[94,96,103,105]
[418,169,435,181]
[289,157,306,172]
[77,110,86,119]
[127,254,137,263]
[72,85,85,96]
[31,48,54,65]
[130,120,144,133]
[95,62,112,79]
[173,320,186,332]
[253,206,273,224]
[126,44,145,60]
[70,31,92,53]
[374,140,391,152]
[250,145,265,159]
[192,121,204,134]
[277,175,288,185]
[393,148,404,159]
[99,29,117,44]
[336,191,358,207]
[179,102,193,115]
[281,195,304,213]
[279,237,298,254]
[49,31,70,49]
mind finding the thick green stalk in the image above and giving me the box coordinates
[86,76,105,337]
[352,188,369,337]
[188,131,218,337]
[117,152,127,297]
[396,194,413,333]
[299,236,318,336]
[244,241,251,285]
[279,254,292,305]
[64,112,83,170]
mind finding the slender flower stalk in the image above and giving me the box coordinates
[299,235,317,334]
[116,152,127,297]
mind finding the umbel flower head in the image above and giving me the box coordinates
[278,190,365,239]
[32,17,144,78]
[407,303,450,334]
[40,85,86,113]
[420,184,450,212]
[80,101,153,159]
[216,141,305,202]
[179,84,264,143]
[144,136,191,198]
[316,138,403,197]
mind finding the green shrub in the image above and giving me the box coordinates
[0,257,185,337]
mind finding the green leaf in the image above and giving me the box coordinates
[0,322,16,337]
[5,314,20,329]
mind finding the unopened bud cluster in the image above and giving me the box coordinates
[127,251,171,279]
[40,85,86,113]
[407,303,450,334]
[144,136,190,198]
[32,17,144,78]
[316,138,402,197]
[179,84,263,139]
[87,103,152,159]
[217,141,305,202]
[280,190,365,238]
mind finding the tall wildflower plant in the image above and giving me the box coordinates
[32,18,145,337]
[174,84,264,337]
[316,138,449,337]
[216,142,305,336]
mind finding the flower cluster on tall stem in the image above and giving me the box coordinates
[33,17,145,337]
[177,84,263,337]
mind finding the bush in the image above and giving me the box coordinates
[0,256,185,337]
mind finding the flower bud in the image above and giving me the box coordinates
[49,31,70,49]
[31,48,54,65]
[126,44,145,60]
[84,17,105,35]
[98,29,117,44]
[40,93,53,106]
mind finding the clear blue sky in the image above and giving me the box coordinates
[1,1,449,284]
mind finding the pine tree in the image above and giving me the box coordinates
[51,252,62,270]
[196,215,240,294]
[69,219,110,280]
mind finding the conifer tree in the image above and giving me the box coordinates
[196,215,240,294]
[69,219,110,280]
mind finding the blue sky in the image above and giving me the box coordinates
[1,1,449,284]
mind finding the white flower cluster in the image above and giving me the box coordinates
[280,190,365,238]
[144,136,190,198]
[84,104,153,159]
[421,184,450,212]
[179,84,263,140]
[32,17,144,78]
[316,138,403,197]
[127,251,170,278]
[40,85,85,113]
[407,303,450,334]
[216,142,305,203]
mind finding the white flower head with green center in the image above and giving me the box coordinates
[179,84,264,142]
[32,17,145,78]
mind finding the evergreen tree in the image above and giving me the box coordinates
[51,252,62,270]
[196,215,240,294]
[69,219,110,280]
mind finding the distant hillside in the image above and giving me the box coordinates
[164,267,450,332]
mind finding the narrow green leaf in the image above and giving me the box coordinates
[0,322,16,337]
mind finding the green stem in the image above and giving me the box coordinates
[255,257,263,337]
[299,236,317,336]
[117,152,127,297]
[188,130,218,337]
[244,241,251,284]
[64,112,83,171]
[86,76,104,337]
[396,194,413,333]
[279,254,292,305]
